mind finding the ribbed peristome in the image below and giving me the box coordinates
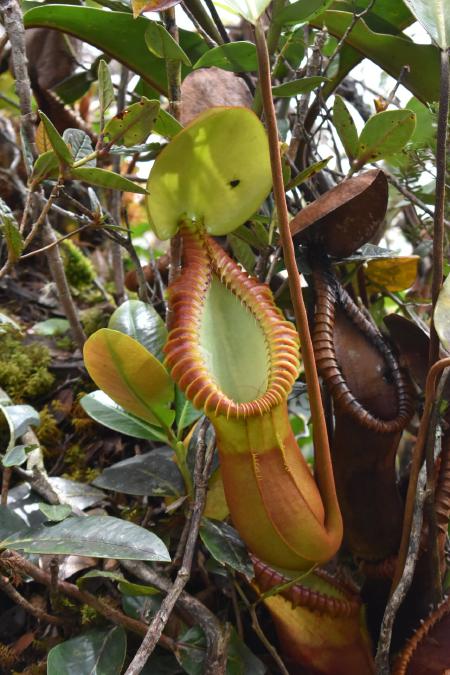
[164,224,300,418]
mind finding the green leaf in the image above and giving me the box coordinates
[24,7,208,96]
[406,96,436,147]
[83,328,174,427]
[154,106,183,138]
[70,167,148,194]
[2,404,40,438]
[333,95,358,161]
[199,518,253,578]
[228,233,256,273]
[108,299,167,362]
[2,444,38,468]
[1,214,23,262]
[39,503,72,522]
[194,41,257,72]
[47,627,127,675]
[435,273,450,352]
[276,0,333,25]
[55,70,96,106]
[80,391,168,442]
[145,21,191,66]
[2,515,171,561]
[103,97,160,148]
[32,150,59,183]
[176,626,265,675]
[318,10,440,103]
[175,393,202,433]
[403,0,450,49]
[98,59,115,116]
[47,477,105,511]
[93,447,185,497]
[38,111,73,166]
[33,318,70,336]
[0,506,28,540]
[272,75,327,97]
[147,107,272,239]
[78,569,160,596]
[286,156,331,190]
[354,109,416,169]
[63,129,95,166]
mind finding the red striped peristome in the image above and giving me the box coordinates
[312,265,413,434]
[252,556,360,619]
[164,223,300,419]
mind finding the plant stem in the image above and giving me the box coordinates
[182,0,223,45]
[254,20,342,541]
[429,48,449,366]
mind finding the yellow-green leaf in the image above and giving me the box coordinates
[146,107,272,239]
[104,98,160,148]
[403,0,450,50]
[145,21,191,66]
[354,109,416,170]
[83,328,174,427]
[70,167,148,194]
[435,274,450,352]
[365,256,419,293]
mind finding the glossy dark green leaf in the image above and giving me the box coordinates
[0,505,28,540]
[80,391,168,442]
[63,128,95,166]
[194,41,257,72]
[2,515,171,561]
[272,75,327,97]
[276,0,333,25]
[2,444,38,468]
[47,627,127,675]
[103,98,160,148]
[93,447,185,497]
[145,21,191,66]
[70,167,148,194]
[333,94,358,160]
[24,7,208,96]
[39,503,72,522]
[54,70,96,106]
[39,111,73,165]
[199,518,253,578]
[98,59,115,115]
[108,299,167,362]
[403,0,450,49]
[176,626,265,675]
[320,10,440,102]
[354,109,416,169]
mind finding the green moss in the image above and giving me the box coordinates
[60,239,95,289]
[0,330,54,401]
[63,443,100,482]
[80,306,109,337]
[37,406,63,450]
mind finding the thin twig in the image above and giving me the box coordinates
[0,574,68,627]
[254,20,342,545]
[429,49,449,366]
[43,220,87,350]
[124,423,217,674]
[2,551,174,648]
[375,462,427,674]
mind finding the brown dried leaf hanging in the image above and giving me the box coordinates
[289,169,388,258]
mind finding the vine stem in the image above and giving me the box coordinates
[429,48,449,366]
[254,20,342,541]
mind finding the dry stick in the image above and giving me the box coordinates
[254,20,342,539]
[1,551,175,649]
[429,49,450,366]
[110,65,129,306]
[0,468,12,506]
[375,461,428,675]
[124,424,218,675]
[43,220,87,351]
[0,574,68,627]
[0,0,36,164]
[391,357,450,596]
[122,560,228,672]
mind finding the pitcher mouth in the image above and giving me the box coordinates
[164,225,300,419]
